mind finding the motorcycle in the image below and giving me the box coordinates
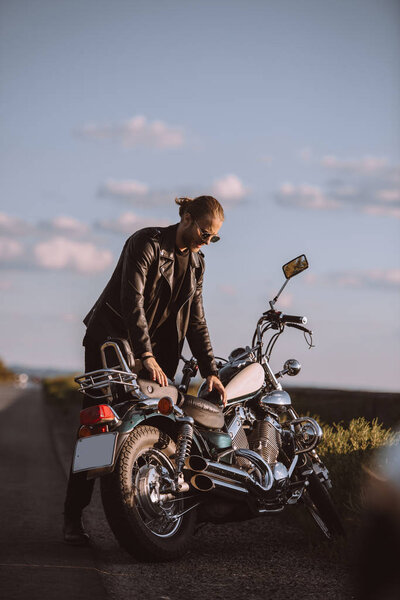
[72,254,344,562]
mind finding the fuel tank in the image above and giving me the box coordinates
[221,362,265,402]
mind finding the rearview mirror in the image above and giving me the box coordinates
[282,254,309,280]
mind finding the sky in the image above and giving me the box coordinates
[0,0,399,391]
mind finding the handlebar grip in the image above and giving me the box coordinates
[281,314,307,325]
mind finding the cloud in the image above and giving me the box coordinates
[299,147,313,162]
[320,155,389,175]
[0,237,24,261]
[376,189,400,202]
[98,175,248,208]
[61,313,79,323]
[212,174,248,203]
[98,179,150,200]
[0,213,31,235]
[362,205,400,219]
[0,280,12,291]
[259,155,273,166]
[276,151,400,218]
[218,284,237,297]
[77,115,184,149]
[39,215,89,235]
[96,212,171,235]
[307,269,400,290]
[275,183,341,210]
[277,293,293,308]
[34,237,113,274]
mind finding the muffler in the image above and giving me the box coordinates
[191,473,249,498]
[186,453,274,499]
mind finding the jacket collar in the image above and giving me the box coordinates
[159,223,201,268]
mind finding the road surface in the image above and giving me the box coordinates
[0,383,353,599]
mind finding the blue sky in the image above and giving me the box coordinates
[1,0,399,390]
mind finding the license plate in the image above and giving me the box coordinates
[72,432,118,473]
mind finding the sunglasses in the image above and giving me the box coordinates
[193,219,220,243]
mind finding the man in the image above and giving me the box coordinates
[63,195,226,544]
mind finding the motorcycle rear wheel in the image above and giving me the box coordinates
[101,425,196,562]
[302,472,345,540]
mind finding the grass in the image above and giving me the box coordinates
[42,373,81,409]
[317,417,400,520]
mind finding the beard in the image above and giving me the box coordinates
[181,227,202,252]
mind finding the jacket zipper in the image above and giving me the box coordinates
[106,302,123,319]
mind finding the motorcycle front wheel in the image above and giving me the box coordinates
[101,425,196,562]
[302,472,345,540]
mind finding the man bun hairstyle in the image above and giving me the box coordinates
[175,195,224,221]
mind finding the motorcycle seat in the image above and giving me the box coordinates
[182,395,224,430]
[136,378,180,404]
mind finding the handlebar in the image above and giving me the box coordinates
[281,314,307,325]
[262,309,307,326]
[179,356,199,393]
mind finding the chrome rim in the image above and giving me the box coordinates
[132,447,183,538]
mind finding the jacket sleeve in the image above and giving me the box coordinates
[120,232,155,358]
[186,265,218,378]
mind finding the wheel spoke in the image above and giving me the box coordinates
[131,446,187,538]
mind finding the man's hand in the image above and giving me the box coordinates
[206,375,227,407]
[142,356,169,387]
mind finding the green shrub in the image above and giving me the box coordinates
[42,374,81,408]
[318,418,400,517]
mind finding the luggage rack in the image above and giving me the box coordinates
[74,339,147,401]
[74,368,140,400]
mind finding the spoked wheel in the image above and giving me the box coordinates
[302,472,345,540]
[101,425,196,561]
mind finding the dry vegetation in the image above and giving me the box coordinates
[0,358,16,382]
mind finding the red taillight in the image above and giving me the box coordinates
[80,404,116,425]
[158,396,174,415]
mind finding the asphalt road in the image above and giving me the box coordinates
[0,384,106,600]
[0,384,354,599]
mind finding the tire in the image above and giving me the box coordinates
[100,425,196,562]
[302,472,345,540]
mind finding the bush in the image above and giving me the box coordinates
[0,358,16,382]
[42,374,81,409]
[318,418,400,518]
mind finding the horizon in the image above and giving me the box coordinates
[1,0,399,391]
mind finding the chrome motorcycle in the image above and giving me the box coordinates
[72,254,343,562]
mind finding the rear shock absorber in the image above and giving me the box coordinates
[175,416,194,475]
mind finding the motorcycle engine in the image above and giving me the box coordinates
[248,419,282,465]
[227,407,282,468]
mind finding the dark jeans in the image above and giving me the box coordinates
[63,336,173,517]
[63,342,104,517]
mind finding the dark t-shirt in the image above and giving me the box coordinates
[170,246,190,310]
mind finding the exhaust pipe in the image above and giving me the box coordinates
[190,473,249,497]
[187,452,274,499]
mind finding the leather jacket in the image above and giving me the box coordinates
[83,223,218,379]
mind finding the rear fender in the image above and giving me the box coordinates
[86,411,203,479]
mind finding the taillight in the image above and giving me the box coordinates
[78,424,109,438]
[78,425,92,438]
[158,396,174,415]
[80,404,116,425]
